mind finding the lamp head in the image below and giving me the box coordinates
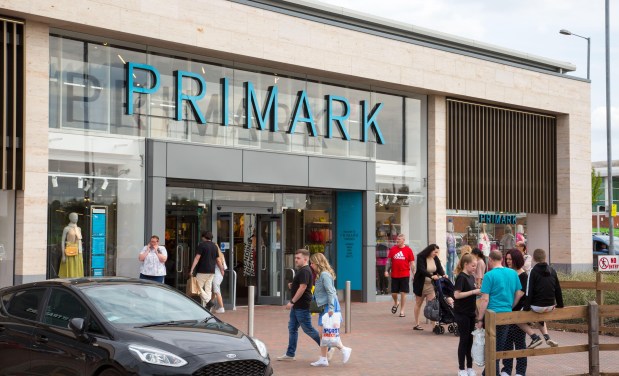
[559,29,572,36]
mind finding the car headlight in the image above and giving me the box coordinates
[251,338,269,358]
[128,344,187,367]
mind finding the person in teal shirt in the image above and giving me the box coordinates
[476,250,524,375]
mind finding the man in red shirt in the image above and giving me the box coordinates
[384,234,415,317]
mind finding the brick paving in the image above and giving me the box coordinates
[220,299,619,376]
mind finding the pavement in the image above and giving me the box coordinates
[220,298,619,376]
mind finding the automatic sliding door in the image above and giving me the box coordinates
[257,214,284,305]
[216,212,234,309]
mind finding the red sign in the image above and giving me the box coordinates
[598,256,619,271]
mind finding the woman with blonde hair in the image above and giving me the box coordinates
[309,252,352,367]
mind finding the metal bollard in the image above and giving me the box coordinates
[248,285,255,337]
[345,281,351,333]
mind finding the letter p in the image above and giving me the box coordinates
[126,62,160,115]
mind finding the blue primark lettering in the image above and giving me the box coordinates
[361,101,385,144]
[326,95,351,140]
[288,90,318,136]
[174,70,206,123]
[245,82,278,131]
[222,77,229,126]
[126,62,160,115]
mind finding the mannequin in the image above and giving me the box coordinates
[446,220,457,282]
[516,224,525,243]
[478,223,491,258]
[500,224,516,252]
[59,212,85,278]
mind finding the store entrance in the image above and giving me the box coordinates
[164,207,200,293]
[213,202,285,308]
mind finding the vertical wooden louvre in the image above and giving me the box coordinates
[0,17,24,191]
[447,99,556,214]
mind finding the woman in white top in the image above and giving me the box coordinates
[138,235,168,283]
[212,246,227,313]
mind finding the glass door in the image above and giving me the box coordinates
[164,209,199,293]
[256,214,284,305]
[216,212,235,309]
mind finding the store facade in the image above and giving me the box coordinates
[0,0,591,303]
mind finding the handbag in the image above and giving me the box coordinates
[310,298,324,314]
[186,276,200,297]
[65,243,78,257]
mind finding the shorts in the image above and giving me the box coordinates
[390,277,410,293]
[421,281,435,298]
[531,305,555,313]
[213,272,224,294]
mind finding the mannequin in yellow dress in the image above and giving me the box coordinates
[59,212,85,278]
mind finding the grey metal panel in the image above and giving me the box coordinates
[146,177,166,245]
[166,143,243,182]
[308,157,367,190]
[149,140,167,178]
[243,150,308,186]
[362,190,376,302]
[366,161,376,190]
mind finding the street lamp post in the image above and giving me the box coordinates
[559,29,591,80]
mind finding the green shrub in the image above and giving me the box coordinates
[557,272,619,306]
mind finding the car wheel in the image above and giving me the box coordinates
[97,367,124,376]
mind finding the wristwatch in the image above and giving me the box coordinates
[290,300,296,304]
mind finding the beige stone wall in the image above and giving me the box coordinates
[14,21,50,282]
[0,0,591,271]
[427,96,447,258]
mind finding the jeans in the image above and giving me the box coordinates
[501,324,527,376]
[483,324,510,376]
[139,273,164,283]
[446,251,456,282]
[286,308,321,357]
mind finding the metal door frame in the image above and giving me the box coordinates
[255,214,285,305]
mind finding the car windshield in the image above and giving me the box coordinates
[80,283,211,326]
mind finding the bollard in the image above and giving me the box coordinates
[248,285,255,337]
[345,280,351,333]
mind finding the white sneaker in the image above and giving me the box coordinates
[215,307,225,313]
[458,371,468,376]
[310,358,329,367]
[341,346,352,364]
[467,369,477,376]
[500,372,510,376]
[277,354,295,361]
[327,347,335,360]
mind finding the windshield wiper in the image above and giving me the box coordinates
[137,319,198,328]
[202,315,217,323]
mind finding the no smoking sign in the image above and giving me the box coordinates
[598,256,619,271]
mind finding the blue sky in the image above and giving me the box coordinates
[319,0,618,162]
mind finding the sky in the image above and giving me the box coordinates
[319,0,618,162]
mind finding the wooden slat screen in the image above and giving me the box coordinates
[447,99,557,214]
[0,17,24,191]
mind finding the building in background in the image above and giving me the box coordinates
[0,0,591,304]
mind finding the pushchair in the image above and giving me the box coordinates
[423,277,458,336]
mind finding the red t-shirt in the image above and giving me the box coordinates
[387,245,415,278]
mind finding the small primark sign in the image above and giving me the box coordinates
[478,213,517,225]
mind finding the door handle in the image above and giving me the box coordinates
[176,245,182,273]
[35,334,49,344]
[261,245,267,271]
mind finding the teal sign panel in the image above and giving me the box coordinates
[336,191,362,290]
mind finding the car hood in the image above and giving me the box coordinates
[121,321,257,356]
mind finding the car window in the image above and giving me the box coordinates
[6,288,46,321]
[43,288,88,328]
[1,291,14,313]
[80,283,210,325]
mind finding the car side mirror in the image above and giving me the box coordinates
[68,318,89,342]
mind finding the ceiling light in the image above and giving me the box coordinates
[392,195,398,204]
[77,177,83,189]
[101,179,109,190]
[51,176,58,188]
[83,179,91,192]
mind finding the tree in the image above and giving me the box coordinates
[592,168,604,207]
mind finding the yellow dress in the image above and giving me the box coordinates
[58,225,85,278]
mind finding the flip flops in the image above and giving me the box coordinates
[399,313,406,317]
[391,303,399,314]
[413,325,424,330]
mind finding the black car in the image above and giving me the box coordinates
[0,277,272,375]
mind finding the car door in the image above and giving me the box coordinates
[28,287,95,376]
[0,287,47,374]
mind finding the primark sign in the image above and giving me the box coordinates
[125,62,386,144]
[478,214,517,225]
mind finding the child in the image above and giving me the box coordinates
[518,248,564,349]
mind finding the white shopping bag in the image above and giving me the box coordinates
[471,328,485,367]
[320,312,342,347]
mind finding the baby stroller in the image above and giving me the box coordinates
[423,277,458,336]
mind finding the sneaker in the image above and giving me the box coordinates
[500,372,509,376]
[458,371,468,376]
[546,338,559,347]
[341,346,352,364]
[215,307,225,313]
[327,347,335,360]
[528,334,543,349]
[277,354,295,361]
[467,368,477,376]
[310,358,329,367]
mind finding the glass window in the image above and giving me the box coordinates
[43,288,88,327]
[446,210,528,253]
[6,288,46,321]
[0,191,15,288]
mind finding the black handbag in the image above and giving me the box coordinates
[310,298,324,314]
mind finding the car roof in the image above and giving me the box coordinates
[592,234,619,244]
[0,277,158,293]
